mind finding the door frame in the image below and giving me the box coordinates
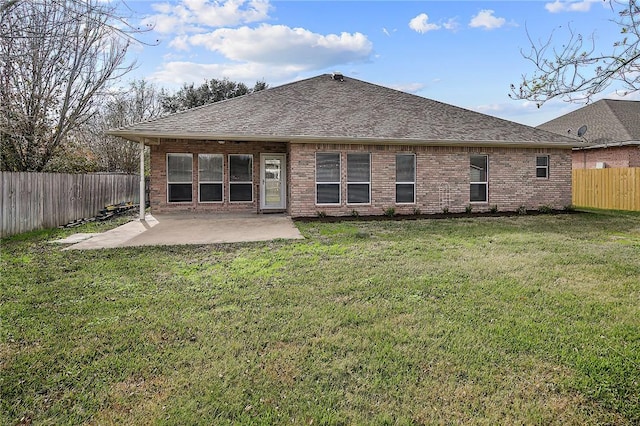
[260,153,287,210]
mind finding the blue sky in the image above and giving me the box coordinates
[123,0,633,126]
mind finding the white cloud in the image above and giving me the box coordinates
[150,61,301,86]
[604,89,640,101]
[149,24,373,86]
[443,18,460,32]
[409,13,441,34]
[185,24,372,68]
[475,103,505,114]
[469,10,506,30]
[382,27,397,37]
[142,0,271,34]
[471,99,581,126]
[388,82,426,94]
[143,13,185,35]
[545,0,596,13]
[168,35,190,51]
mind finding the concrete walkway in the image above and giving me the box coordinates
[59,213,303,250]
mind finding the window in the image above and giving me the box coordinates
[167,153,193,202]
[347,153,370,204]
[316,153,341,204]
[536,155,549,178]
[396,154,416,204]
[199,154,223,202]
[470,155,488,202]
[229,154,253,202]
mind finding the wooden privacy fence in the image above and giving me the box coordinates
[572,167,640,211]
[1,172,139,238]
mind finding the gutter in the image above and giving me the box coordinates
[107,130,578,150]
[572,141,640,150]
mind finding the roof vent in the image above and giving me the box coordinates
[331,72,344,82]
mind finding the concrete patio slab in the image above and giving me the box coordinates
[62,213,303,250]
[50,233,101,244]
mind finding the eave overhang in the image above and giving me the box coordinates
[572,141,640,151]
[107,129,579,150]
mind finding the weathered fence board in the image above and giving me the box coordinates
[572,168,640,211]
[1,172,139,238]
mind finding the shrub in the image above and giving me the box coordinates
[442,206,449,214]
[351,210,360,218]
[316,211,327,218]
[384,207,396,217]
[413,207,422,216]
[538,205,553,214]
[517,205,527,215]
[490,205,499,213]
[465,204,473,214]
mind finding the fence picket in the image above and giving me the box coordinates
[1,172,139,238]
[572,168,640,211]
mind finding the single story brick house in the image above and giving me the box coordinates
[109,73,577,218]
[538,99,640,169]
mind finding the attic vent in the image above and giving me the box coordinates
[331,72,344,82]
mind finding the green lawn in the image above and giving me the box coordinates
[1,211,639,425]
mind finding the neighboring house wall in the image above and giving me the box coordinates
[288,143,572,217]
[149,139,287,214]
[572,146,640,169]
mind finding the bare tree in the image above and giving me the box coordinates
[83,79,162,173]
[510,0,640,106]
[0,0,150,171]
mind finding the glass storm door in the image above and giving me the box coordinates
[260,154,287,210]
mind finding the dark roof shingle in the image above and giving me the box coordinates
[110,74,576,148]
[537,99,640,145]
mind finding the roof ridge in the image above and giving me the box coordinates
[602,99,635,141]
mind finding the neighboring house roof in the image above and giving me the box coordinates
[110,74,576,148]
[537,99,640,147]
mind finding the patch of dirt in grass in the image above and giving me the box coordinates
[88,375,171,425]
[408,360,625,424]
[259,341,303,386]
[0,342,15,365]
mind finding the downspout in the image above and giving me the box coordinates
[139,140,145,220]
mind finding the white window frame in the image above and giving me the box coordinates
[470,154,488,203]
[228,154,253,203]
[315,152,341,205]
[536,155,549,179]
[167,153,193,203]
[347,153,371,205]
[198,154,223,203]
[395,153,416,204]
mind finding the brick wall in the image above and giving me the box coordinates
[572,145,640,169]
[149,140,572,217]
[150,139,286,214]
[289,143,572,217]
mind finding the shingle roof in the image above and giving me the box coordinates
[537,99,640,145]
[110,74,576,148]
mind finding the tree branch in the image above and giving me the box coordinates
[510,0,640,106]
